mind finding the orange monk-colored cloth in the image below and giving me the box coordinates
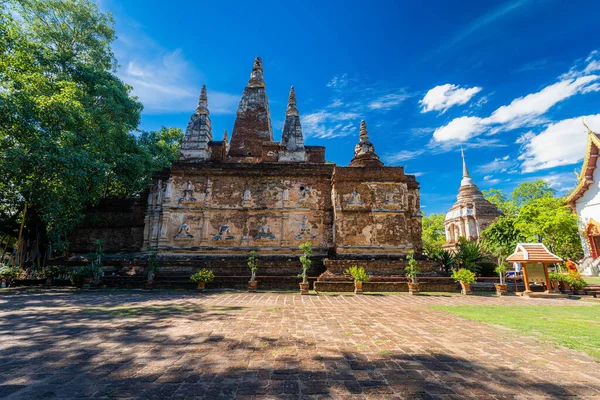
[566,260,578,274]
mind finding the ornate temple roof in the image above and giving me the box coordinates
[566,121,600,209]
[506,243,563,263]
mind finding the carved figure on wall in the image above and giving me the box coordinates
[384,191,399,205]
[255,221,276,240]
[298,186,313,204]
[204,178,213,206]
[164,178,173,201]
[213,224,235,241]
[179,181,197,204]
[157,180,164,203]
[242,189,252,208]
[347,189,364,206]
[174,223,193,239]
[296,216,316,240]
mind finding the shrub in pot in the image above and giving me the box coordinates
[344,265,370,294]
[247,250,259,292]
[548,272,566,292]
[298,241,312,295]
[494,263,508,295]
[452,268,476,295]
[405,251,421,295]
[190,269,214,292]
[565,273,587,294]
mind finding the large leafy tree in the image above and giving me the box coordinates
[0,1,180,254]
[421,212,446,257]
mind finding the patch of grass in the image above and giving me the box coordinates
[586,277,600,284]
[431,305,600,360]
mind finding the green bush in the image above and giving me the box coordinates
[0,265,19,279]
[298,241,312,284]
[548,272,568,282]
[451,268,476,284]
[248,251,259,282]
[190,269,215,283]
[565,273,587,291]
[495,263,508,284]
[344,265,370,283]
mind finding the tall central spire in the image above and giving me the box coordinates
[228,57,273,159]
[460,148,474,186]
[180,85,212,161]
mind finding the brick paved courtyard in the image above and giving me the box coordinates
[1,290,599,399]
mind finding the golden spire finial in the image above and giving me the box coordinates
[582,118,593,134]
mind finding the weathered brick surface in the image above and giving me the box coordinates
[1,289,599,399]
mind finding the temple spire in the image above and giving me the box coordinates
[359,120,369,142]
[248,57,265,88]
[286,86,298,116]
[460,148,474,186]
[223,129,228,142]
[350,119,383,167]
[196,85,209,115]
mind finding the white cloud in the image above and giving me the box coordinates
[485,75,598,125]
[369,92,412,110]
[432,51,600,145]
[541,172,578,193]
[301,111,359,139]
[326,74,348,89]
[420,84,482,113]
[382,149,426,165]
[433,116,484,142]
[477,155,515,174]
[518,114,600,172]
[483,175,501,185]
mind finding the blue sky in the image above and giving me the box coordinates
[100,0,600,214]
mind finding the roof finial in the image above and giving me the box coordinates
[583,118,593,134]
[223,129,228,142]
[359,120,369,142]
[286,86,298,116]
[248,56,265,88]
[196,85,209,114]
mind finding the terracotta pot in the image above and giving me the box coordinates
[248,280,258,292]
[354,281,363,294]
[495,283,507,296]
[197,281,206,292]
[408,283,420,295]
[460,281,472,295]
[299,282,309,295]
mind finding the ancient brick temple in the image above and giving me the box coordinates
[443,150,502,250]
[72,57,422,280]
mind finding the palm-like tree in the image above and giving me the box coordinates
[455,238,484,272]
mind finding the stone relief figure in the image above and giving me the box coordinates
[255,220,276,240]
[384,191,399,205]
[242,189,252,208]
[156,180,164,204]
[282,188,290,208]
[295,216,316,240]
[204,178,213,206]
[179,181,197,204]
[298,186,316,206]
[174,223,193,239]
[213,224,235,241]
[164,178,173,201]
[347,189,364,206]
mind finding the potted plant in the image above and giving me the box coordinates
[494,263,508,295]
[405,251,421,295]
[298,241,312,295]
[0,265,18,288]
[565,272,587,294]
[548,272,566,293]
[344,265,370,294]
[190,268,214,292]
[146,247,159,289]
[452,268,476,295]
[247,250,259,292]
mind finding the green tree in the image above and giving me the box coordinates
[454,238,484,272]
[514,197,583,260]
[0,1,181,254]
[480,216,524,265]
[482,188,515,216]
[421,212,446,257]
[511,180,555,209]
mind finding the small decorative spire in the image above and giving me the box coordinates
[223,129,228,142]
[286,86,298,116]
[583,118,594,134]
[359,120,369,143]
[196,85,209,114]
[248,57,265,88]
